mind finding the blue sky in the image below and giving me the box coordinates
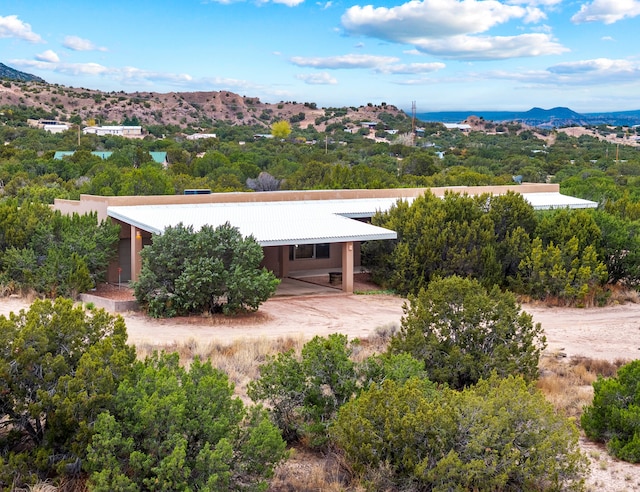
[1,0,639,113]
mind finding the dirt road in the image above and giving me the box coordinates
[3,294,639,362]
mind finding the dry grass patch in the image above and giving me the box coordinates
[607,286,640,305]
[268,447,354,492]
[537,354,629,418]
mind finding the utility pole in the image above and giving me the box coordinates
[411,101,416,146]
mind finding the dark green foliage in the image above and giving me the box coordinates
[248,334,426,448]
[390,276,546,389]
[134,222,279,317]
[0,203,120,297]
[364,191,524,294]
[518,208,607,304]
[332,375,587,491]
[86,351,287,491]
[591,210,640,286]
[582,360,640,462]
[0,298,136,488]
[248,334,357,447]
[516,236,608,304]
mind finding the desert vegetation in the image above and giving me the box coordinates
[1,80,640,489]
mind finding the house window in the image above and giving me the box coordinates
[290,243,331,260]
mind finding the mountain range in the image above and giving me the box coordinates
[1,62,639,129]
[416,107,640,128]
[0,63,45,83]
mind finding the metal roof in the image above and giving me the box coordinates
[520,192,597,210]
[107,192,596,245]
[108,200,399,246]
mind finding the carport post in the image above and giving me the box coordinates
[131,225,143,282]
[341,241,354,293]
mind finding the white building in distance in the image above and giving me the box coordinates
[83,126,143,138]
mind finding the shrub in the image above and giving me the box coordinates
[0,298,135,488]
[248,334,357,448]
[248,334,426,449]
[389,275,546,389]
[332,375,587,491]
[86,352,288,491]
[581,359,640,462]
[134,222,279,317]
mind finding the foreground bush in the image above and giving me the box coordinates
[87,352,288,491]
[134,222,279,317]
[332,375,587,491]
[581,359,640,462]
[248,334,426,448]
[0,298,135,489]
[390,275,546,389]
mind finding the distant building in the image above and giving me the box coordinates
[83,126,143,138]
[443,123,472,131]
[186,133,217,140]
[361,121,378,129]
[27,119,70,134]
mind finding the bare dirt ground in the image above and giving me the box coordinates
[1,290,639,491]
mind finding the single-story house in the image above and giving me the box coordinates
[27,119,70,134]
[186,133,217,140]
[53,184,597,293]
[83,126,143,138]
[443,123,472,131]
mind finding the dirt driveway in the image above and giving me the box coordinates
[2,293,639,361]
[118,295,640,362]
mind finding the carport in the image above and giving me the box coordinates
[107,200,398,294]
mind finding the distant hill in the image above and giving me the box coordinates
[0,74,406,130]
[416,107,640,128]
[0,63,45,83]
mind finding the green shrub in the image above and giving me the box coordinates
[332,375,587,491]
[248,334,356,448]
[134,222,279,317]
[389,275,546,389]
[248,335,427,449]
[582,359,640,462]
[86,352,287,491]
[0,298,135,488]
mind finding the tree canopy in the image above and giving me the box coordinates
[390,275,546,389]
[134,222,279,317]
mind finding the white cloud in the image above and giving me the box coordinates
[342,0,542,39]
[13,59,109,76]
[340,0,562,60]
[35,50,60,63]
[9,57,286,97]
[375,62,445,74]
[548,58,637,76]
[412,33,567,60]
[507,0,563,6]
[10,59,195,85]
[601,35,615,41]
[270,0,306,6]
[486,58,640,85]
[296,72,338,84]
[571,0,640,24]
[290,54,399,69]
[0,15,42,43]
[63,35,107,52]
